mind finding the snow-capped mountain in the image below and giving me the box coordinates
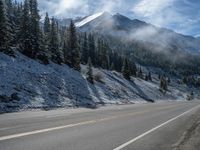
[75,12,148,31]
[75,12,200,54]
[75,12,104,27]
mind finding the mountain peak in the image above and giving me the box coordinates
[132,19,148,27]
[101,11,112,16]
[113,13,131,20]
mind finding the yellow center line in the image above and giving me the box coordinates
[0,103,187,141]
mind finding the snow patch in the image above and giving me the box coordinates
[75,12,104,27]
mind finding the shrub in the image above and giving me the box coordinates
[94,72,104,83]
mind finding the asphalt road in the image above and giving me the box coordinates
[0,101,200,150]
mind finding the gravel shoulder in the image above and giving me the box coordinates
[173,108,200,150]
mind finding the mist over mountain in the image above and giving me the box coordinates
[74,12,200,54]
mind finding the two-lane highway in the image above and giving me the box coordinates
[0,101,200,150]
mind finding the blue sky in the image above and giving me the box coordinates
[18,0,200,37]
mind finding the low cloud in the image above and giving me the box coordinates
[96,0,123,13]
[39,0,90,18]
[38,0,123,18]
[133,0,174,17]
[132,0,200,36]
[132,0,181,27]
[128,25,172,53]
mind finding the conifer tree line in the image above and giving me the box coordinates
[0,0,139,79]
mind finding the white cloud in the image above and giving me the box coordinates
[133,0,174,17]
[39,0,89,18]
[97,0,122,13]
[183,0,196,7]
[54,0,88,16]
[132,0,183,27]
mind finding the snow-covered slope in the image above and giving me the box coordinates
[0,52,199,113]
[75,12,104,27]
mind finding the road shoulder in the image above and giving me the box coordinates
[172,109,200,150]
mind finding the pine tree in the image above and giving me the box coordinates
[160,76,168,92]
[130,61,137,76]
[167,77,171,84]
[103,43,109,69]
[44,12,50,34]
[0,0,12,53]
[112,52,123,72]
[63,40,68,64]
[160,77,164,90]
[19,0,44,59]
[29,0,41,58]
[64,27,71,65]
[138,67,143,79]
[87,57,94,84]
[5,0,12,10]
[19,0,32,57]
[5,0,14,47]
[148,72,152,81]
[67,20,80,71]
[122,58,130,80]
[98,39,109,69]
[36,31,49,64]
[81,32,88,64]
[163,78,167,91]
[88,34,95,65]
[43,12,50,57]
[96,38,101,67]
[110,62,114,70]
[12,1,22,46]
[145,74,148,81]
[55,20,62,52]
[49,18,62,64]
[183,76,188,84]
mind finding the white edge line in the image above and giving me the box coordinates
[113,105,200,150]
[0,104,199,142]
